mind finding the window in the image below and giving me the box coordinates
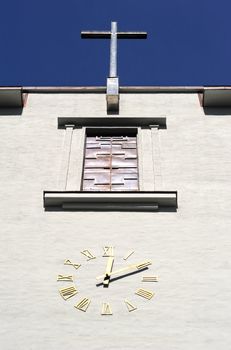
[82,130,138,192]
[43,117,177,211]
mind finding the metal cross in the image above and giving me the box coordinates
[81,22,147,113]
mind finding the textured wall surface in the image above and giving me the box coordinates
[0,92,231,350]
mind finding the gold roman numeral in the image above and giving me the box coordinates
[124,299,137,312]
[57,274,73,282]
[64,259,81,270]
[59,285,78,300]
[123,250,134,260]
[74,298,91,312]
[136,261,152,270]
[135,288,154,300]
[102,246,114,257]
[101,303,113,315]
[81,250,96,261]
[142,276,158,282]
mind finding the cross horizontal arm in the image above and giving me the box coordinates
[81,31,147,39]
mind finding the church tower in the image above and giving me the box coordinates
[0,21,230,350]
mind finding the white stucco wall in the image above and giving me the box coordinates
[0,92,230,350]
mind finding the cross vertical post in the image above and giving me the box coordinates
[109,22,117,78]
[107,22,119,113]
[81,22,147,113]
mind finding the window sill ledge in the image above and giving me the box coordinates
[43,191,177,212]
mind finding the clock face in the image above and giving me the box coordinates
[57,246,158,315]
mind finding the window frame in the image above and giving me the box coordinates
[43,116,178,211]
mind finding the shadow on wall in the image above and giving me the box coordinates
[44,206,177,213]
[0,108,23,116]
[203,107,231,116]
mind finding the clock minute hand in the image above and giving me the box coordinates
[96,261,152,280]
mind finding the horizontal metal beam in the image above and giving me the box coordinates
[21,86,207,93]
[81,31,111,38]
[81,31,147,39]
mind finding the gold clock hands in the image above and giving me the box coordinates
[103,257,114,288]
[96,261,152,281]
[105,257,114,276]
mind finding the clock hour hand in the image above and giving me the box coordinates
[103,257,114,288]
[96,261,152,281]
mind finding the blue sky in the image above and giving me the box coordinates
[1,0,231,86]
